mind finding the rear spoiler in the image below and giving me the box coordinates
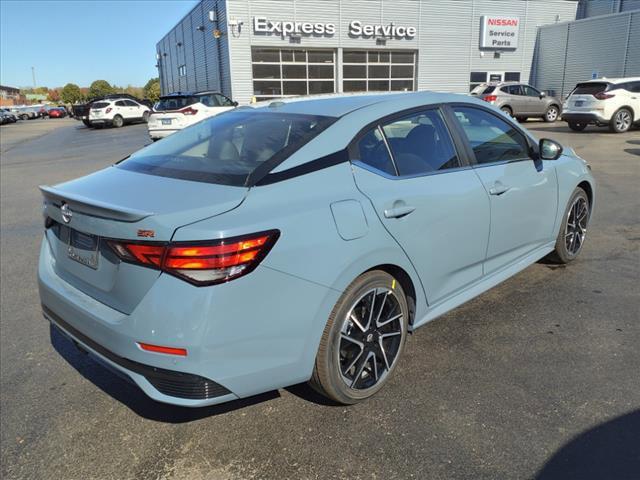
[39,185,153,222]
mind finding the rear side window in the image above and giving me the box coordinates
[356,128,396,176]
[118,111,336,186]
[115,100,126,107]
[502,85,522,95]
[382,109,460,175]
[572,82,609,95]
[452,106,529,165]
[92,102,110,109]
[471,85,496,95]
[155,96,196,111]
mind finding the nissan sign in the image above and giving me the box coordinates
[480,15,520,49]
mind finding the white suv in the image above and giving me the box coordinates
[562,77,640,133]
[88,98,151,128]
[147,91,237,140]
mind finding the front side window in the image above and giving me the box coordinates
[215,94,234,106]
[382,109,460,175]
[522,86,541,97]
[118,111,336,186]
[452,106,529,165]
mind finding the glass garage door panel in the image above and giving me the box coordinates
[251,48,336,102]
[343,50,416,93]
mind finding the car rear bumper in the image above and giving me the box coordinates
[38,235,339,407]
[562,111,608,125]
[148,128,178,139]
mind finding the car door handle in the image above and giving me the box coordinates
[384,205,416,219]
[488,183,511,196]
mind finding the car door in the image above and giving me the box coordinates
[351,107,491,305]
[522,85,545,116]
[449,105,558,274]
[124,100,140,119]
[503,85,527,115]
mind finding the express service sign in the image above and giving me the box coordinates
[479,16,520,49]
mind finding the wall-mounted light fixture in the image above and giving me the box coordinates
[196,25,205,31]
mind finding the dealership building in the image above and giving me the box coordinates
[156,0,639,104]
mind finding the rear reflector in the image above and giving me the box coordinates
[138,342,187,356]
[107,230,280,286]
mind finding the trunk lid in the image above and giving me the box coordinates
[41,166,248,313]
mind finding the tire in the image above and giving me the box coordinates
[20,114,28,121]
[516,117,528,123]
[142,111,150,123]
[547,187,590,264]
[112,115,124,128]
[609,108,633,133]
[568,122,587,132]
[544,105,559,123]
[500,106,513,117]
[309,270,409,404]
[82,119,91,128]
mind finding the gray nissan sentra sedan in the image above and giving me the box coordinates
[39,92,594,407]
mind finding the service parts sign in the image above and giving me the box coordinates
[480,16,520,49]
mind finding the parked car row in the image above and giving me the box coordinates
[471,76,639,133]
[1,105,71,123]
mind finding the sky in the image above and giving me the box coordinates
[0,0,199,89]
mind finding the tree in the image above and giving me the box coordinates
[143,77,161,102]
[88,80,113,99]
[47,89,60,102]
[60,83,83,104]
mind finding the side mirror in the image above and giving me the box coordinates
[232,101,239,107]
[539,138,563,160]
[539,92,547,98]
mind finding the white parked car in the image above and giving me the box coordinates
[562,77,640,133]
[147,91,237,140]
[88,98,151,128]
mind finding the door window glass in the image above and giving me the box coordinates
[115,100,126,107]
[382,109,459,175]
[452,106,529,165]
[355,128,396,176]
[522,86,541,97]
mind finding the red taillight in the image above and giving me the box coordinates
[483,95,498,103]
[594,92,614,100]
[179,107,198,115]
[138,342,187,356]
[106,107,112,113]
[107,230,279,286]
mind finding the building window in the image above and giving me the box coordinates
[178,65,186,77]
[343,50,416,93]
[251,48,335,101]
[470,71,521,91]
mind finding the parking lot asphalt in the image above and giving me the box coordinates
[1,118,639,480]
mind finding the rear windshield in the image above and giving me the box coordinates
[471,85,495,95]
[118,110,337,186]
[572,82,609,95]
[155,96,196,111]
[91,102,110,109]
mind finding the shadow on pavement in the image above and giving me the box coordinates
[50,324,280,422]
[536,410,640,480]
[624,149,640,157]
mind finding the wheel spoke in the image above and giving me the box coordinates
[350,350,371,388]
[374,290,389,327]
[378,337,391,370]
[342,344,364,375]
[365,290,377,331]
[349,312,366,333]
[341,333,363,348]
[378,313,403,328]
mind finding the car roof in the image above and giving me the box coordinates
[248,91,468,118]
[579,77,640,84]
